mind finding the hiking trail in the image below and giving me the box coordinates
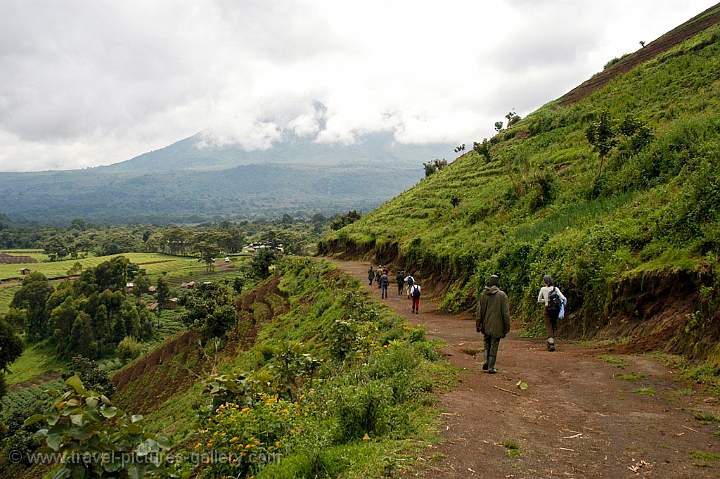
[329,259,720,478]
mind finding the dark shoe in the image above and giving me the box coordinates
[547,338,556,352]
[486,368,497,374]
[482,363,488,371]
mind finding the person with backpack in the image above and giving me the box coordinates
[368,266,375,286]
[410,282,421,314]
[475,274,511,374]
[375,268,383,289]
[405,274,415,298]
[380,269,390,299]
[537,275,567,352]
[395,270,405,295]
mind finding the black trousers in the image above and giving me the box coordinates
[484,334,501,368]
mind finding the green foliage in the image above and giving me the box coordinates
[11,272,53,342]
[116,336,143,363]
[330,210,362,231]
[179,282,236,337]
[252,249,277,279]
[269,342,321,401]
[25,375,169,479]
[423,158,448,177]
[473,138,492,161]
[67,356,115,398]
[179,259,453,479]
[0,319,23,374]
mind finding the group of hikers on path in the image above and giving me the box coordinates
[368,264,567,374]
[368,265,422,314]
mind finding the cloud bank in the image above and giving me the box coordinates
[0,0,715,171]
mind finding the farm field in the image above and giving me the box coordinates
[4,342,65,386]
[0,251,207,281]
[0,249,49,262]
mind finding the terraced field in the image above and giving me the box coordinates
[0,252,202,281]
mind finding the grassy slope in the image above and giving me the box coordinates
[324,23,720,351]
[113,258,452,478]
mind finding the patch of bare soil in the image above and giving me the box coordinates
[330,259,720,478]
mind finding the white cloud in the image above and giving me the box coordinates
[0,0,716,171]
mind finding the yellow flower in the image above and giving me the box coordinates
[230,436,239,443]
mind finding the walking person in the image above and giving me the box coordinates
[380,269,389,299]
[375,268,383,289]
[475,275,511,374]
[395,269,405,295]
[537,275,567,352]
[405,273,415,298]
[368,266,375,286]
[410,281,421,314]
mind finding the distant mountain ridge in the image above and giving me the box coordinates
[0,131,453,224]
[104,131,448,173]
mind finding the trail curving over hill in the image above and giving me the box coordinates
[329,258,720,478]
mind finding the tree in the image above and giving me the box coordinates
[232,275,245,294]
[0,318,24,399]
[43,235,69,261]
[494,121,504,133]
[423,158,448,177]
[68,313,96,359]
[94,256,131,291]
[473,139,492,162]
[49,298,81,353]
[252,248,277,279]
[0,319,23,373]
[453,144,466,153]
[586,110,617,177]
[156,277,171,314]
[11,272,53,342]
[3,307,27,332]
[450,196,461,208]
[330,210,362,231]
[505,111,521,127]
[195,241,220,272]
[133,271,150,304]
[67,261,83,276]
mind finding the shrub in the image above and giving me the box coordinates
[25,375,169,479]
[116,336,143,363]
[334,381,393,442]
[67,355,115,398]
[195,396,300,478]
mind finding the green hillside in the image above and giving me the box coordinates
[322,17,720,358]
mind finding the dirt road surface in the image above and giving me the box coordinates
[329,259,720,479]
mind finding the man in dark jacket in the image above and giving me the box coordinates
[368,266,375,286]
[380,270,390,299]
[395,270,405,295]
[475,275,511,374]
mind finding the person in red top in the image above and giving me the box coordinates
[410,282,421,314]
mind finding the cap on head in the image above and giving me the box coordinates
[543,274,553,286]
[486,275,499,287]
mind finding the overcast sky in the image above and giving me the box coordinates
[0,0,716,171]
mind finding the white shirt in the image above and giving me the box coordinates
[410,284,421,295]
[537,286,566,306]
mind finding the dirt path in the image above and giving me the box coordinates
[329,259,720,478]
